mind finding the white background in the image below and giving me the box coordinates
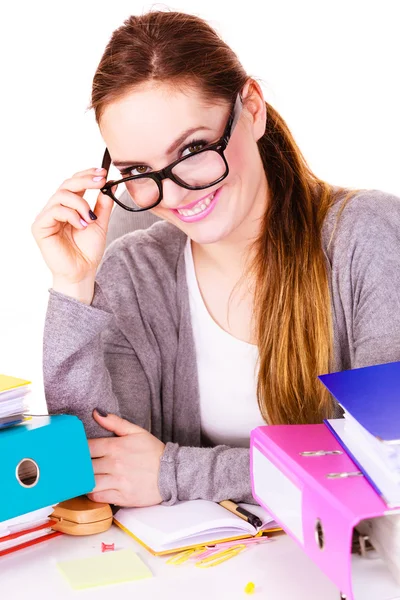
[0,0,399,413]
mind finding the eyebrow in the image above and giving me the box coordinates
[112,126,213,168]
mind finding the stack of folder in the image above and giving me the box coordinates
[0,382,96,558]
[249,360,400,599]
[0,505,62,558]
[319,361,400,592]
[0,374,31,429]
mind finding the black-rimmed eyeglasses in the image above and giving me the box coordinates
[100,94,243,212]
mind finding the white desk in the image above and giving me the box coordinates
[1,525,341,599]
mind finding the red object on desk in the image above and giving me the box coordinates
[0,519,63,558]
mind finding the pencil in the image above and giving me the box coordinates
[219,500,263,529]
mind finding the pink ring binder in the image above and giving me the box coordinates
[250,424,400,600]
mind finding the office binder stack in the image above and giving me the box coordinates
[0,407,96,558]
[0,374,31,429]
[250,422,400,600]
[249,360,400,599]
[318,361,400,591]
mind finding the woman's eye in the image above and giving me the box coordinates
[181,142,207,158]
[123,165,149,177]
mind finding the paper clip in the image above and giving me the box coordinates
[196,537,270,560]
[166,547,206,566]
[195,544,246,568]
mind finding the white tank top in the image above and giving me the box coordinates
[184,238,266,448]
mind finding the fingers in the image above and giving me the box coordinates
[92,189,114,228]
[87,489,122,505]
[92,456,112,475]
[91,474,116,492]
[52,189,96,224]
[34,204,89,234]
[32,166,114,243]
[71,167,107,178]
[88,437,112,458]
[92,409,143,436]
[49,167,112,229]
[58,170,107,198]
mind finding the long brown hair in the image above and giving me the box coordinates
[90,10,347,424]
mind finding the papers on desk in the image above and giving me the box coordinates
[0,505,61,557]
[320,361,400,507]
[327,418,400,507]
[114,499,277,555]
[0,374,31,428]
[362,512,400,588]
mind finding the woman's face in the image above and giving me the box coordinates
[99,82,267,245]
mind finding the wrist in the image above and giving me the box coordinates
[52,274,96,305]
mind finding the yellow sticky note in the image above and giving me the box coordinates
[57,549,153,590]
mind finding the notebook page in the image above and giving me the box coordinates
[160,527,260,552]
[114,500,256,550]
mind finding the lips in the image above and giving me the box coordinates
[176,192,215,217]
[172,187,222,223]
[175,188,218,211]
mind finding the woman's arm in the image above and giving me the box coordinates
[43,285,152,438]
[160,443,254,504]
[44,285,255,506]
[333,191,400,369]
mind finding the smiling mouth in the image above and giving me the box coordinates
[175,192,215,217]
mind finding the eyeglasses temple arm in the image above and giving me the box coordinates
[101,148,112,174]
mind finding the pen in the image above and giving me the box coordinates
[219,500,263,529]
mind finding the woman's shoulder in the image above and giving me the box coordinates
[322,187,400,256]
[102,220,187,271]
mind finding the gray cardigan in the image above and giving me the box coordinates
[43,189,400,505]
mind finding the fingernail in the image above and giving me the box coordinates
[95,407,108,417]
[89,210,97,220]
[95,167,104,172]
[80,218,88,228]
[93,176,104,182]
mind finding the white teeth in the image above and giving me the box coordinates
[177,191,217,217]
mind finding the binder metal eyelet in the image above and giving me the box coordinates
[300,450,343,456]
[325,471,363,479]
[15,458,40,488]
[315,518,325,550]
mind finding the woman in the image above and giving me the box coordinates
[32,10,400,507]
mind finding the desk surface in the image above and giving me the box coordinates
[1,525,342,600]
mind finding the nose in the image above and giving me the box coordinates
[159,178,189,210]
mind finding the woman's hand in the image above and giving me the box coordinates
[87,410,165,507]
[31,168,114,303]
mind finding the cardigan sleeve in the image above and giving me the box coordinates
[333,191,400,369]
[159,443,255,504]
[43,283,152,439]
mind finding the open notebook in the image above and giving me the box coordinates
[114,500,278,555]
